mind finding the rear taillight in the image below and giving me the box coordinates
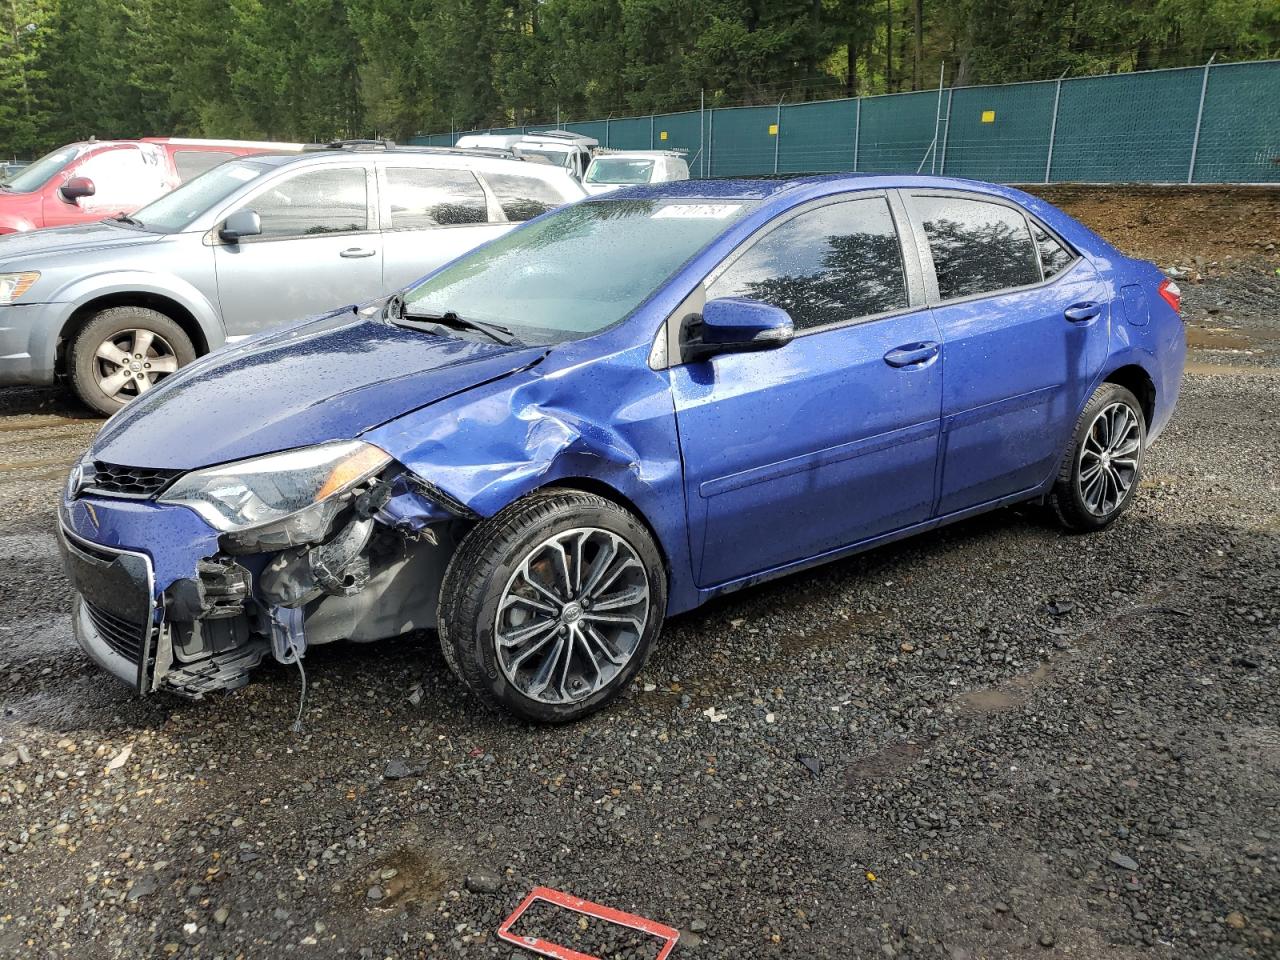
[1158,278,1181,315]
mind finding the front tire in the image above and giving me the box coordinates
[437,489,666,723]
[69,307,196,416]
[1049,382,1146,532]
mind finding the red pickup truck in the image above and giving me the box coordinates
[0,138,300,234]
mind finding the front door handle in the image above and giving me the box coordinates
[339,247,376,259]
[1064,301,1102,323]
[883,341,940,368]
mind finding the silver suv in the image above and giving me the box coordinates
[0,141,586,415]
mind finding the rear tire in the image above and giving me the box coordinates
[69,307,196,417]
[1049,382,1146,532]
[437,489,666,723]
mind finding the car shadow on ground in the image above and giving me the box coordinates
[0,502,1072,739]
[0,385,97,420]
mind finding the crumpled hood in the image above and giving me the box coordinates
[90,309,547,470]
[0,219,162,263]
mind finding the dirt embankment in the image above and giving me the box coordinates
[1026,183,1280,270]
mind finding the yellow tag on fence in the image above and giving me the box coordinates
[768,123,779,136]
[981,110,996,123]
[659,131,668,140]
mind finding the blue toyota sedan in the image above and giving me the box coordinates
[59,175,1186,722]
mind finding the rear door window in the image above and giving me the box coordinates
[248,167,369,239]
[481,172,569,222]
[385,167,488,228]
[707,196,909,332]
[174,150,237,182]
[913,195,1041,300]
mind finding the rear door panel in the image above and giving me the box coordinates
[901,190,1111,515]
[376,164,510,291]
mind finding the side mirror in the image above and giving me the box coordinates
[219,209,262,244]
[59,177,95,203]
[682,297,794,364]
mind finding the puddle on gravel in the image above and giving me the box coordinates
[0,414,97,433]
[0,456,80,473]
[1183,319,1279,374]
[1184,324,1273,352]
[1183,361,1280,378]
[956,662,1054,718]
[955,688,1025,715]
[359,846,451,913]
[845,739,926,780]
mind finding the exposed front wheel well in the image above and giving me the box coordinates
[57,293,209,375]
[1104,364,1156,428]
[534,477,671,583]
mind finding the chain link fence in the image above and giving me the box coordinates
[411,58,1280,184]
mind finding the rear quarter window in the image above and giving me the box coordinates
[482,171,572,222]
[1032,223,1076,278]
[385,167,488,228]
[174,150,237,182]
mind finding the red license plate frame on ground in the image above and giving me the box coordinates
[497,886,680,960]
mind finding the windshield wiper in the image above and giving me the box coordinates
[111,214,146,228]
[386,293,521,346]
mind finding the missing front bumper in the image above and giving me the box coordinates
[63,522,458,699]
[59,525,156,691]
[61,469,465,698]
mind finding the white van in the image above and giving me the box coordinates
[456,131,600,181]
[583,150,691,195]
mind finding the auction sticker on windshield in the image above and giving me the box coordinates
[652,204,742,219]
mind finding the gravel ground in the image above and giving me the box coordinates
[1,194,1278,959]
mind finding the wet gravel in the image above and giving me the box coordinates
[1,272,1278,958]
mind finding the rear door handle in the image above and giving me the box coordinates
[883,341,940,368]
[1064,301,1102,323]
[339,247,376,259]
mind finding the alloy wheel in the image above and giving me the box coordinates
[1078,401,1142,517]
[93,328,180,401]
[494,526,650,705]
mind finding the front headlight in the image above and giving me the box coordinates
[159,440,391,537]
[0,271,40,304]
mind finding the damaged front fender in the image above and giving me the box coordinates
[362,343,701,614]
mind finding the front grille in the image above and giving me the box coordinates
[84,599,148,663]
[82,462,182,499]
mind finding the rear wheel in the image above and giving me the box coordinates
[69,306,196,416]
[1049,382,1146,532]
[437,489,666,723]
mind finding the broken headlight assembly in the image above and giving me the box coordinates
[158,440,391,553]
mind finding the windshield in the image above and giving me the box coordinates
[131,159,272,232]
[518,146,571,168]
[2,144,85,193]
[403,198,755,343]
[586,158,656,185]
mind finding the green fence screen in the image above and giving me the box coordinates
[411,58,1280,183]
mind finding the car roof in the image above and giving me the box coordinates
[593,173,1035,203]
[66,138,295,152]
[243,147,576,182]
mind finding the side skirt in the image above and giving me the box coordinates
[693,483,1050,606]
